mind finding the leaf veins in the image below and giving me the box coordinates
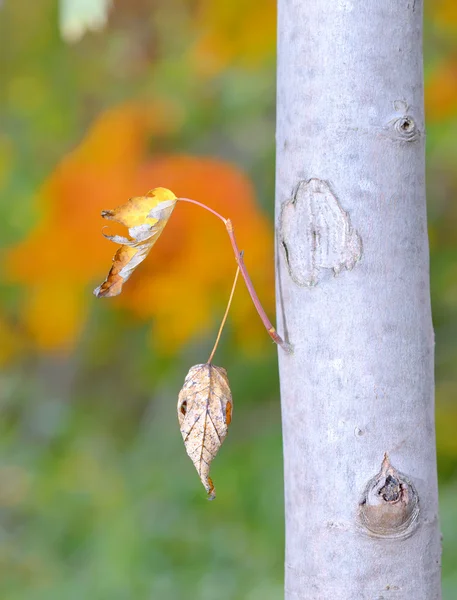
[177,363,233,500]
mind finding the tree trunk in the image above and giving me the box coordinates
[275,1,441,598]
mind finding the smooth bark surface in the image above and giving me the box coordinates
[275,1,441,598]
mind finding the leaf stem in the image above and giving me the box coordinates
[177,197,227,224]
[225,220,291,352]
[207,258,241,364]
[177,197,292,353]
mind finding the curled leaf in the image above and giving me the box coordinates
[178,364,233,500]
[94,187,177,297]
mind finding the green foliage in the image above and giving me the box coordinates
[0,361,284,599]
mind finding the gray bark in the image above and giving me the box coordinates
[275,1,441,599]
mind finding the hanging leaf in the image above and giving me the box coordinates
[94,187,177,298]
[178,364,233,500]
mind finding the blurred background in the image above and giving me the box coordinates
[0,1,456,598]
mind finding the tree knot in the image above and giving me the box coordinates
[358,453,420,539]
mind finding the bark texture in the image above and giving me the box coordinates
[275,1,441,598]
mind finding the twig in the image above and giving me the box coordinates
[178,197,292,353]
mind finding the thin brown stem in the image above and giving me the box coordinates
[177,197,227,224]
[177,197,292,353]
[207,259,241,364]
[225,220,292,353]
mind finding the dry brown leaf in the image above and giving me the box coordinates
[94,187,177,297]
[178,363,233,500]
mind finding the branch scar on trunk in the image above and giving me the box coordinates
[279,179,362,287]
[358,453,420,540]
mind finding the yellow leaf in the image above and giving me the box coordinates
[178,363,233,500]
[94,187,177,297]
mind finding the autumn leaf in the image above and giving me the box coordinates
[178,363,233,500]
[94,187,177,297]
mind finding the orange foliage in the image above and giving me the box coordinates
[6,102,167,350]
[192,0,276,75]
[5,103,274,355]
[426,58,457,122]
